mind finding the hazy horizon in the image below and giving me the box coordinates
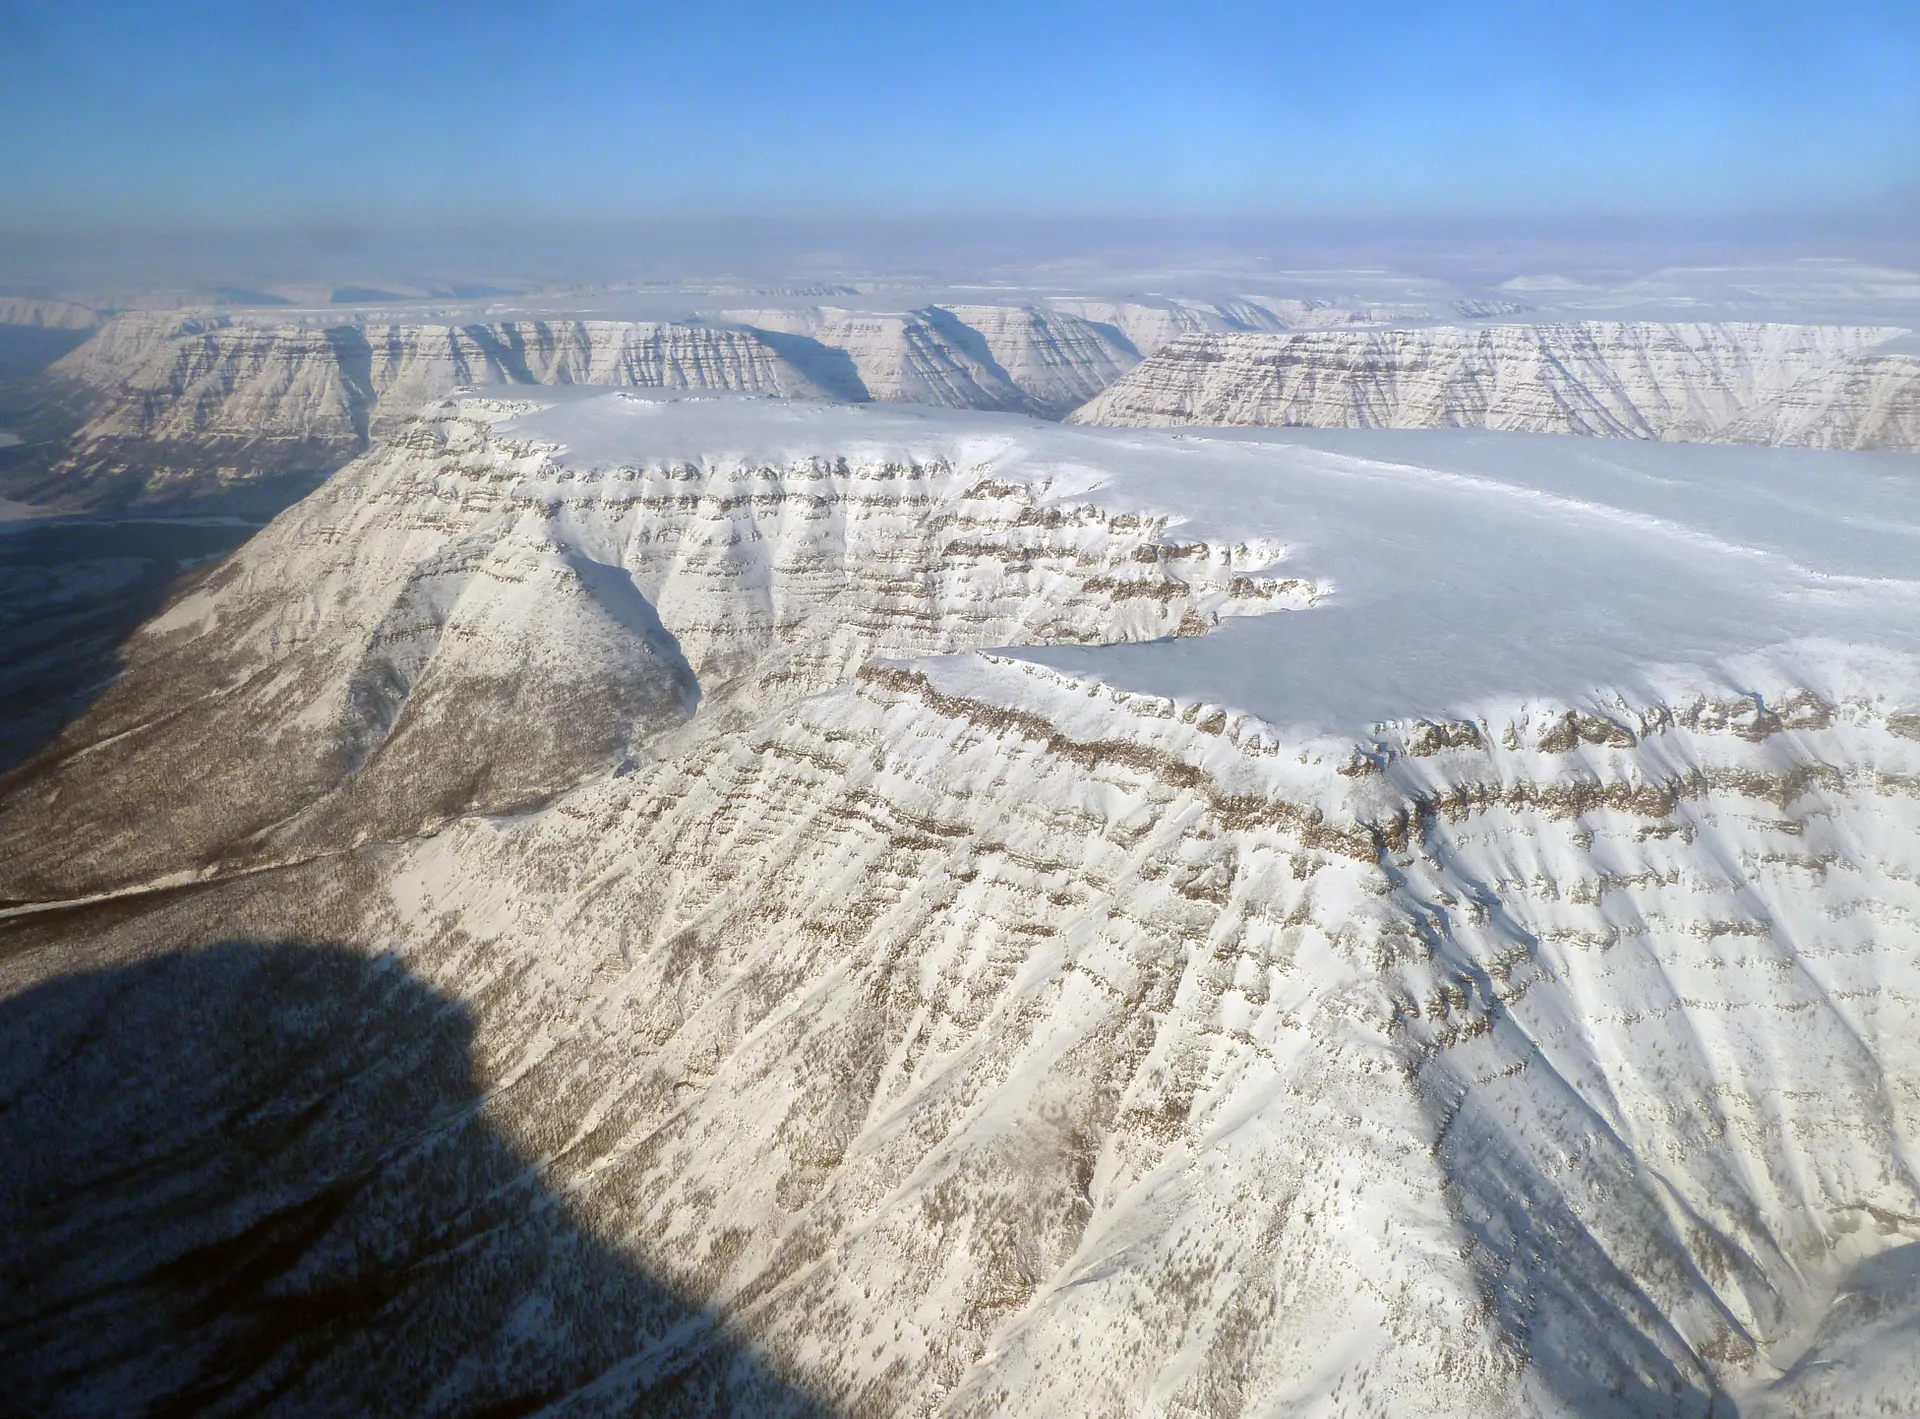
[4,0,1915,289]
[5,212,1919,301]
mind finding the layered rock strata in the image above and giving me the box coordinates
[0,395,1304,900]
[6,317,844,506]
[1070,321,1920,450]
[931,305,1138,414]
[718,304,1139,416]
[7,305,1147,506]
[2,394,1917,1418]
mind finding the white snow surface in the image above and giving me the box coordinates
[10,385,1920,1417]
[371,391,1920,1416]
[503,391,1920,734]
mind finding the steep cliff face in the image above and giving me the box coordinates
[3,392,1917,1417]
[7,317,844,506]
[717,304,1138,415]
[934,306,1139,414]
[1042,299,1217,357]
[65,318,372,444]
[330,654,1920,1419]
[1069,321,1920,449]
[1040,297,1453,361]
[23,309,1915,511]
[0,394,1304,899]
[1719,347,1920,450]
[726,307,1033,411]
[0,297,106,329]
[8,306,1146,506]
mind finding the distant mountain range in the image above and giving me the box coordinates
[3,292,1916,510]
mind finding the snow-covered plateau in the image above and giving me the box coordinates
[9,284,1918,511]
[0,303,1151,506]
[1071,323,1920,450]
[2,389,1919,1418]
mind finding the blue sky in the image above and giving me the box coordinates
[2,0,1915,230]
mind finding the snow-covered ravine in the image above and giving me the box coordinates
[2,391,1918,1418]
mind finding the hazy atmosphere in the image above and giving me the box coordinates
[4,0,1918,286]
[4,5,1920,1419]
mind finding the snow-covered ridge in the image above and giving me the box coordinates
[3,392,1918,1416]
[19,292,1423,485]
[20,305,1919,511]
[6,305,1140,504]
[1070,321,1920,450]
[718,304,1139,415]
[42,315,835,436]
[0,296,105,330]
[35,303,1143,430]
[0,394,1312,899]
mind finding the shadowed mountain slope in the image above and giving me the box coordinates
[0,924,832,1418]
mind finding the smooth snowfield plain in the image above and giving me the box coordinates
[3,390,1919,1418]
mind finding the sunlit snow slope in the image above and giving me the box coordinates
[3,391,1918,1419]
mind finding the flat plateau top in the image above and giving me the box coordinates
[493,390,1920,729]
